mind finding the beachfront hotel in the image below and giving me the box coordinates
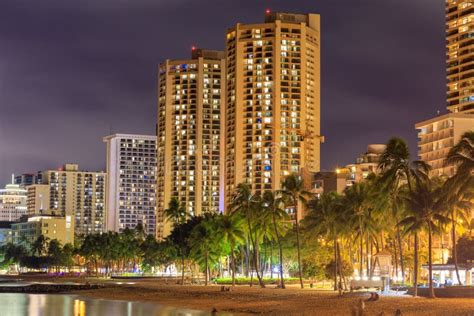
[416,0,474,177]
[157,49,225,238]
[224,12,321,217]
[103,134,158,236]
[446,0,474,114]
[33,164,106,235]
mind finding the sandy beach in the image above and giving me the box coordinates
[63,278,474,315]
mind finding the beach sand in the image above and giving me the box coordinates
[65,279,474,315]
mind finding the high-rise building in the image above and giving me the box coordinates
[224,12,321,215]
[415,1,474,177]
[446,0,474,114]
[26,184,50,216]
[14,173,40,187]
[103,134,158,236]
[0,182,27,222]
[38,164,106,235]
[157,49,225,238]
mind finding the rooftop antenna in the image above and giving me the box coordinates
[11,173,14,184]
[437,110,440,116]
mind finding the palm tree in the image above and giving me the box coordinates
[442,177,473,285]
[216,214,246,286]
[304,192,344,290]
[262,190,289,289]
[400,178,450,298]
[446,131,474,177]
[164,197,187,285]
[343,182,372,279]
[31,235,49,256]
[378,137,430,284]
[230,183,266,288]
[189,217,219,286]
[280,174,312,289]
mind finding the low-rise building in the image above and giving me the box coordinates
[11,215,74,246]
[346,144,386,184]
[0,222,13,246]
[311,170,350,196]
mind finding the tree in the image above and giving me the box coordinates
[281,174,312,289]
[31,235,49,256]
[262,190,289,289]
[164,197,187,285]
[442,177,473,285]
[378,137,430,284]
[304,191,345,290]
[189,216,219,285]
[400,178,449,298]
[215,214,246,286]
[47,239,63,272]
[446,131,474,178]
[1,243,28,272]
[230,183,266,288]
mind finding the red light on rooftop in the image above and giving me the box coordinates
[191,46,196,51]
[265,9,271,14]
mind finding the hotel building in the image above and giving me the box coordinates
[34,164,106,235]
[416,113,474,177]
[416,1,474,177]
[12,215,74,246]
[103,134,158,236]
[157,49,225,238]
[345,144,386,184]
[224,12,321,216]
[446,0,474,114]
[0,182,27,222]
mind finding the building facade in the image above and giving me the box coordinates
[0,183,27,222]
[415,1,474,177]
[157,49,225,238]
[38,164,106,235]
[224,12,321,215]
[26,184,50,216]
[14,173,40,187]
[103,134,158,236]
[11,215,74,246]
[416,113,474,177]
[446,0,474,114]
[345,144,386,184]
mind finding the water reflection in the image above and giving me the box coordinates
[0,293,210,316]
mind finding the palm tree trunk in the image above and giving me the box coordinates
[451,212,462,285]
[247,217,265,288]
[413,233,418,297]
[333,237,338,291]
[205,250,209,286]
[428,223,436,298]
[294,196,304,289]
[393,235,399,282]
[181,252,185,285]
[396,223,405,284]
[366,233,370,278]
[359,220,363,277]
[272,212,285,289]
[231,242,236,286]
[270,243,273,279]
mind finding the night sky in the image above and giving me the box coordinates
[0,0,445,185]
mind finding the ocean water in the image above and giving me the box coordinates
[0,293,211,316]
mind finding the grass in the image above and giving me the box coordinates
[213,277,300,285]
